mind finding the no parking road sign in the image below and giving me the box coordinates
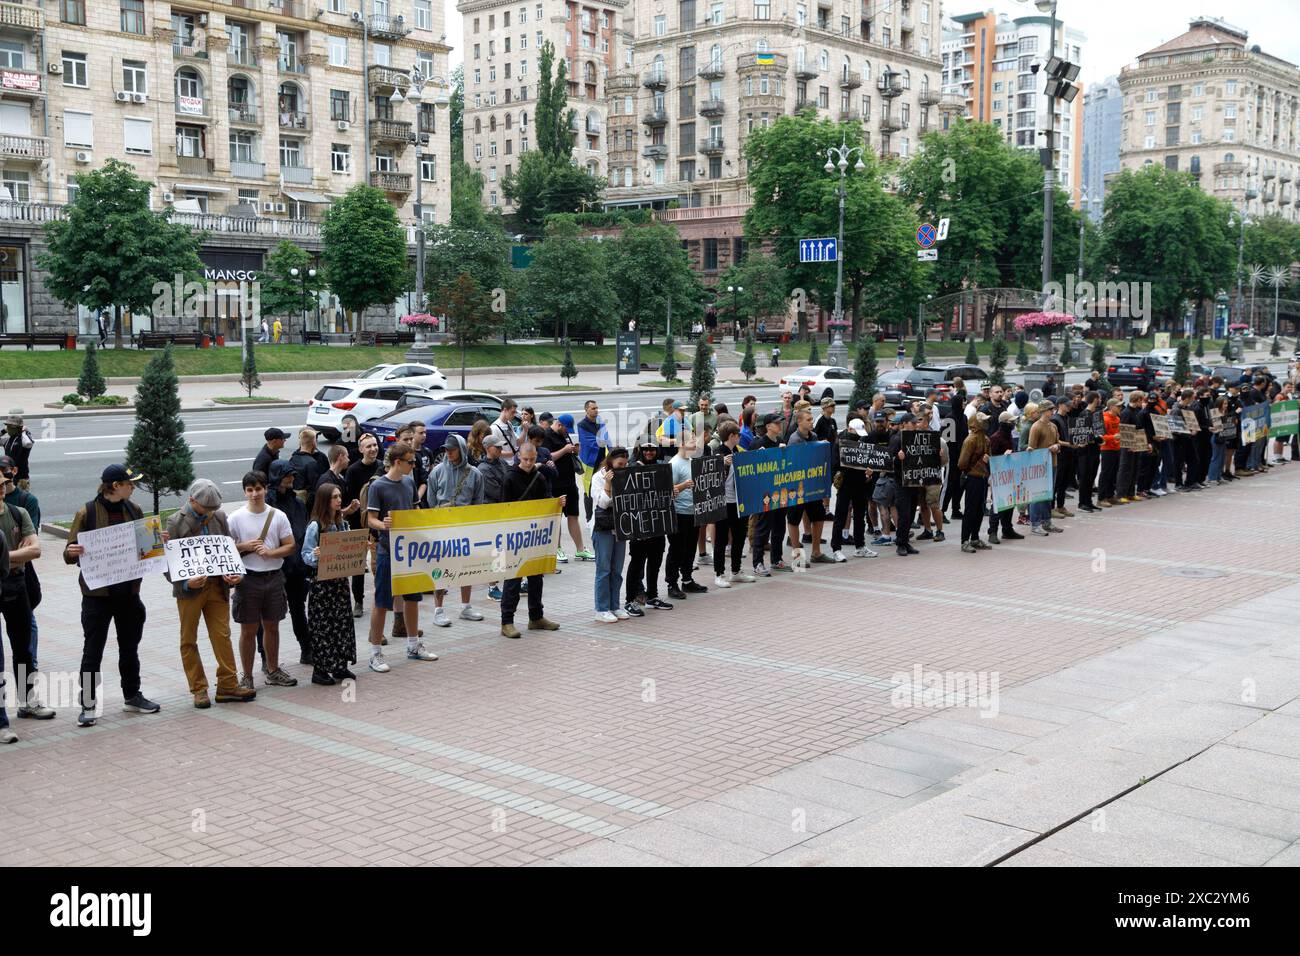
[916,223,937,248]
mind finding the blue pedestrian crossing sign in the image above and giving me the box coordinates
[799,237,839,263]
[917,223,937,248]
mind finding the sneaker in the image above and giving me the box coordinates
[904,544,920,555]
[646,598,673,610]
[871,535,894,547]
[353,602,364,619]
[830,550,847,563]
[488,585,502,601]
[556,547,568,563]
[973,540,993,551]
[369,654,392,674]
[265,668,298,687]
[595,610,618,623]
[334,668,356,681]
[667,585,687,600]
[714,574,732,588]
[214,685,256,702]
[193,693,211,709]
[1097,499,1113,508]
[988,532,1000,544]
[1031,526,1049,536]
[811,552,836,564]
[1047,525,1064,534]
[771,560,793,573]
[311,669,337,686]
[16,696,54,720]
[407,642,439,661]
[1001,529,1024,540]
[624,601,646,617]
[854,547,878,559]
[238,674,255,692]
[732,570,757,582]
[459,605,484,622]
[77,708,98,727]
[574,549,595,562]
[613,608,631,621]
[123,693,161,714]
[432,607,452,628]
[917,529,934,540]
[0,727,16,744]
[1051,508,1068,519]
[299,651,313,666]
[932,531,946,543]
[961,541,976,553]
[753,562,771,577]
[896,545,911,556]
[683,580,708,593]
[529,617,560,631]
[501,624,521,639]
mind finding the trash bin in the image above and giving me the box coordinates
[200,334,211,349]
[65,333,77,350]
[216,333,226,347]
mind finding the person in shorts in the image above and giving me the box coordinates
[229,471,297,689]
[785,409,833,564]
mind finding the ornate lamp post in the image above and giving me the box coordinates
[823,136,866,368]
[727,283,743,339]
[289,265,317,342]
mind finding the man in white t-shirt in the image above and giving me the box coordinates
[491,397,520,465]
[229,470,297,690]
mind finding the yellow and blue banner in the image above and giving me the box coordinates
[389,499,560,595]
[733,442,833,516]
[989,449,1054,513]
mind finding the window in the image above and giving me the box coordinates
[122,60,147,94]
[175,125,203,158]
[61,0,86,25]
[1191,131,1202,144]
[0,41,23,70]
[993,80,1003,93]
[680,121,696,154]
[1145,90,1158,102]
[488,165,497,181]
[474,143,482,161]
[520,60,527,76]
[330,89,350,121]
[1192,83,1204,97]
[372,43,392,67]
[679,160,695,182]
[279,137,303,167]
[229,130,255,162]
[1145,110,1156,126]
[1143,135,1155,149]
[710,156,722,179]
[415,0,432,30]
[330,0,344,10]
[535,4,542,21]
[66,174,79,203]
[1225,80,1237,95]
[120,0,144,34]
[680,0,696,29]
[328,36,347,67]
[123,117,152,154]
[63,110,93,147]
[819,49,829,71]
[418,154,435,183]
[818,86,829,109]
[3,170,30,203]
[703,238,718,271]
[1191,106,1203,121]
[520,6,528,23]
[375,150,394,172]
[473,68,481,85]
[654,15,666,36]
[62,52,88,88]
[754,0,770,20]
[331,143,351,173]
[1224,105,1236,119]
[1223,128,1235,142]
[521,34,528,49]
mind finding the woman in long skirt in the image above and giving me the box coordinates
[302,485,357,685]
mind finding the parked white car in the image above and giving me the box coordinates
[776,365,857,403]
[354,362,449,391]
[306,381,438,432]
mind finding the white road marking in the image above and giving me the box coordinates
[65,445,207,457]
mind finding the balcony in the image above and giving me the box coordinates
[838,109,857,123]
[918,88,941,107]
[278,57,309,76]
[878,75,903,97]
[281,165,314,184]
[738,52,787,72]
[177,156,215,175]
[791,99,814,113]
[700,136,724,156]
[230,160,266,179]
[606,71,637,93]
[278,110,310,130]
[699,98,725,117]
[173,41,209,61]
[655,202,750,223]
[642,69,668,90]
[879,114,904,133]
[643,143,668,160]
[794,64,819,80]
[370,171,412,193]
[840,70,862,90]
[1245,188,1258,200]
[369,118,413,145]
[1263,186,1277,202]
[0,198,330,239]
[228,48,258,69]
[642,109,667,127]
[368,65,410,94]
[698,60,725,81]
[900,14,913,31]
[0,68,42,98]
[228,104,259,125]
[938,93,966,112]
[0,133,47,160]
[0,2,41,31]
[1215,160,1245,176]
[368,14,411,40]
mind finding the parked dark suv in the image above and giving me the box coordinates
[881,363,990,408]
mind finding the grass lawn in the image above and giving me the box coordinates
[638,379,688,388]
[535,384,597,391]
[214,395,289,404]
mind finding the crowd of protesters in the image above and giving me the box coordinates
[0,361,1296,742]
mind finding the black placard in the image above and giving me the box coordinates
[840,439,892,472]
[1091,409,1105,438]
[901,431,942,486]
[612,464,678,541]
[691,454,728,525]
[1069,414,1093,446]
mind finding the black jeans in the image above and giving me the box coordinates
[942,442,964,515]
[1137,451,1158,492]
[626,536,666,602]
[713,506,748,576]
[78,592,146,710]
[961,475,988,542]
[1075,445,1098,508]
[832,472,867,552]
[752,508,786,568]
[665,512,697,588]
[1,584,35,710]
[1054,448,1074,507]
[351,571,366,607]
[1116,449,1136,499]
[894,486,915,544]
[501,575,543,624]
[284,569,310,650]
[1097,449,1119,500]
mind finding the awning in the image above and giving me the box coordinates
[283,190,333,203]
[172,198,204,213]
[173,182,230,193]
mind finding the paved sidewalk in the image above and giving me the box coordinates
[1,465,1297,866]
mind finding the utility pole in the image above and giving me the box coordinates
[823,135,866,368]
[1040,2,1059,300]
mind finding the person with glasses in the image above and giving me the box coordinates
[365,442,438,673]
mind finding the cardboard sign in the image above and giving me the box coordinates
[691,455,728,525]
[612,464,678,541]
[1209,408,1223,433]
[1152,415,1172,440]
[1271,399,1298,437]
[839,440,891,471]
[1220,414,1238,441]
[1241,404,1268,442]
[316,528,370,581]
[1181,409,1201,434]
[164,534,245,582]
[1119,423,1150,453]
[1091,410,1106,438]
[989,448,1055,512]
[901,431,942,487]
[77,517,168,591]
[1068,414,1094,446]
[1166,412,1189,435]
[733,442,834,516]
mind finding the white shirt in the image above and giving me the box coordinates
[491,418,519,464]
[592,468,615,510]
[228,505,293,572]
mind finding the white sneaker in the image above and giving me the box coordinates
[854,547,879,559]
[556,547,568,563]
[369,651,390,673]
[595,611,618,623]
[432,607,452,627]
[459,605,484,621]
[612,607,631,620]
[830,550,847,563]
[754,562,771,577]
[731,571,757,583]
[407,641,439,661]
[714,574,732,588]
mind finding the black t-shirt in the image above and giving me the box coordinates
[542,429,579,487]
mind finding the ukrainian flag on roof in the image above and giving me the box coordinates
[755,52,775,65]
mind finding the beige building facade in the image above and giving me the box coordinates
[1118,17,1300,223]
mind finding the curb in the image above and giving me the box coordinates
[40,522,70,540]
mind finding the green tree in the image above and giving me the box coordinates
[240,335,261,397]
[1175,338,1192,383]
[609,221,703,340]
[257,241,325,334]
[503,151,605,231]
[125,345,194,514]
[689,337,715,406]
[1195,331,1205,358]
[321,185,408,333]
[425,221,517,340]
[912,330,927,367]
[851,338,878,407]
[39,159,204,348]
[522,218,618,339]
[1059,327,1072,366]
[434,273,498,388]
[989,334,1009,387]
[1090,338,1107,375]
[740,331,757,381]
[560,336,578,384]
[77,342,106,399]
[534,41,575,159]
[1016,333,1029,367]
[717,250,789,331]
[808,337,821,366]
[660,333,680,382]
[965,335,979,364]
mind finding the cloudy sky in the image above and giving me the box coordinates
[441,1,1300,83]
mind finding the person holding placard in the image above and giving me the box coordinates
[623,442,672,614]
[426,434,486,627]
[166,479,253,708]
[499,443,562,639]
[957,414,992,553]
[301,485,357,686]
[344,433,382,618]
[830,416,875,561]
[707,421,759,584]
[63,465,161,728]
[1027,404,1063,536]
[665,433,707,600]
[591,447,631,622]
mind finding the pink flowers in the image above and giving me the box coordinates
[399,313,440,328]
[1013,311,1076,332]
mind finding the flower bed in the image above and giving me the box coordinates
[399,313,441,329]
[1013,311,1077,333]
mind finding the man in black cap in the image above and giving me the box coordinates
[1,414,33,485]
[1049,397,1077,519]
[889,412,920,556]
[1,454,40,670]
[63,464,160,728]
[253,427,288,477]
[749,413,790,575]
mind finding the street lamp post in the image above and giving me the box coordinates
[823,136,866,368]
[289,265,317,343]
[727,284,743,339]
[1038,0,1059,299]
[1233,212,1248,326]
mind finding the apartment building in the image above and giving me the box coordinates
[0,0,450,336]
[459,0,627,212]
[1081,74,1120,222]
[940,9,1085,205]
[1118,17,1300,224]
[601,0,943,284]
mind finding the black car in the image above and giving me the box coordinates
[881,363,990,408]
[1106,355,1160,390]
